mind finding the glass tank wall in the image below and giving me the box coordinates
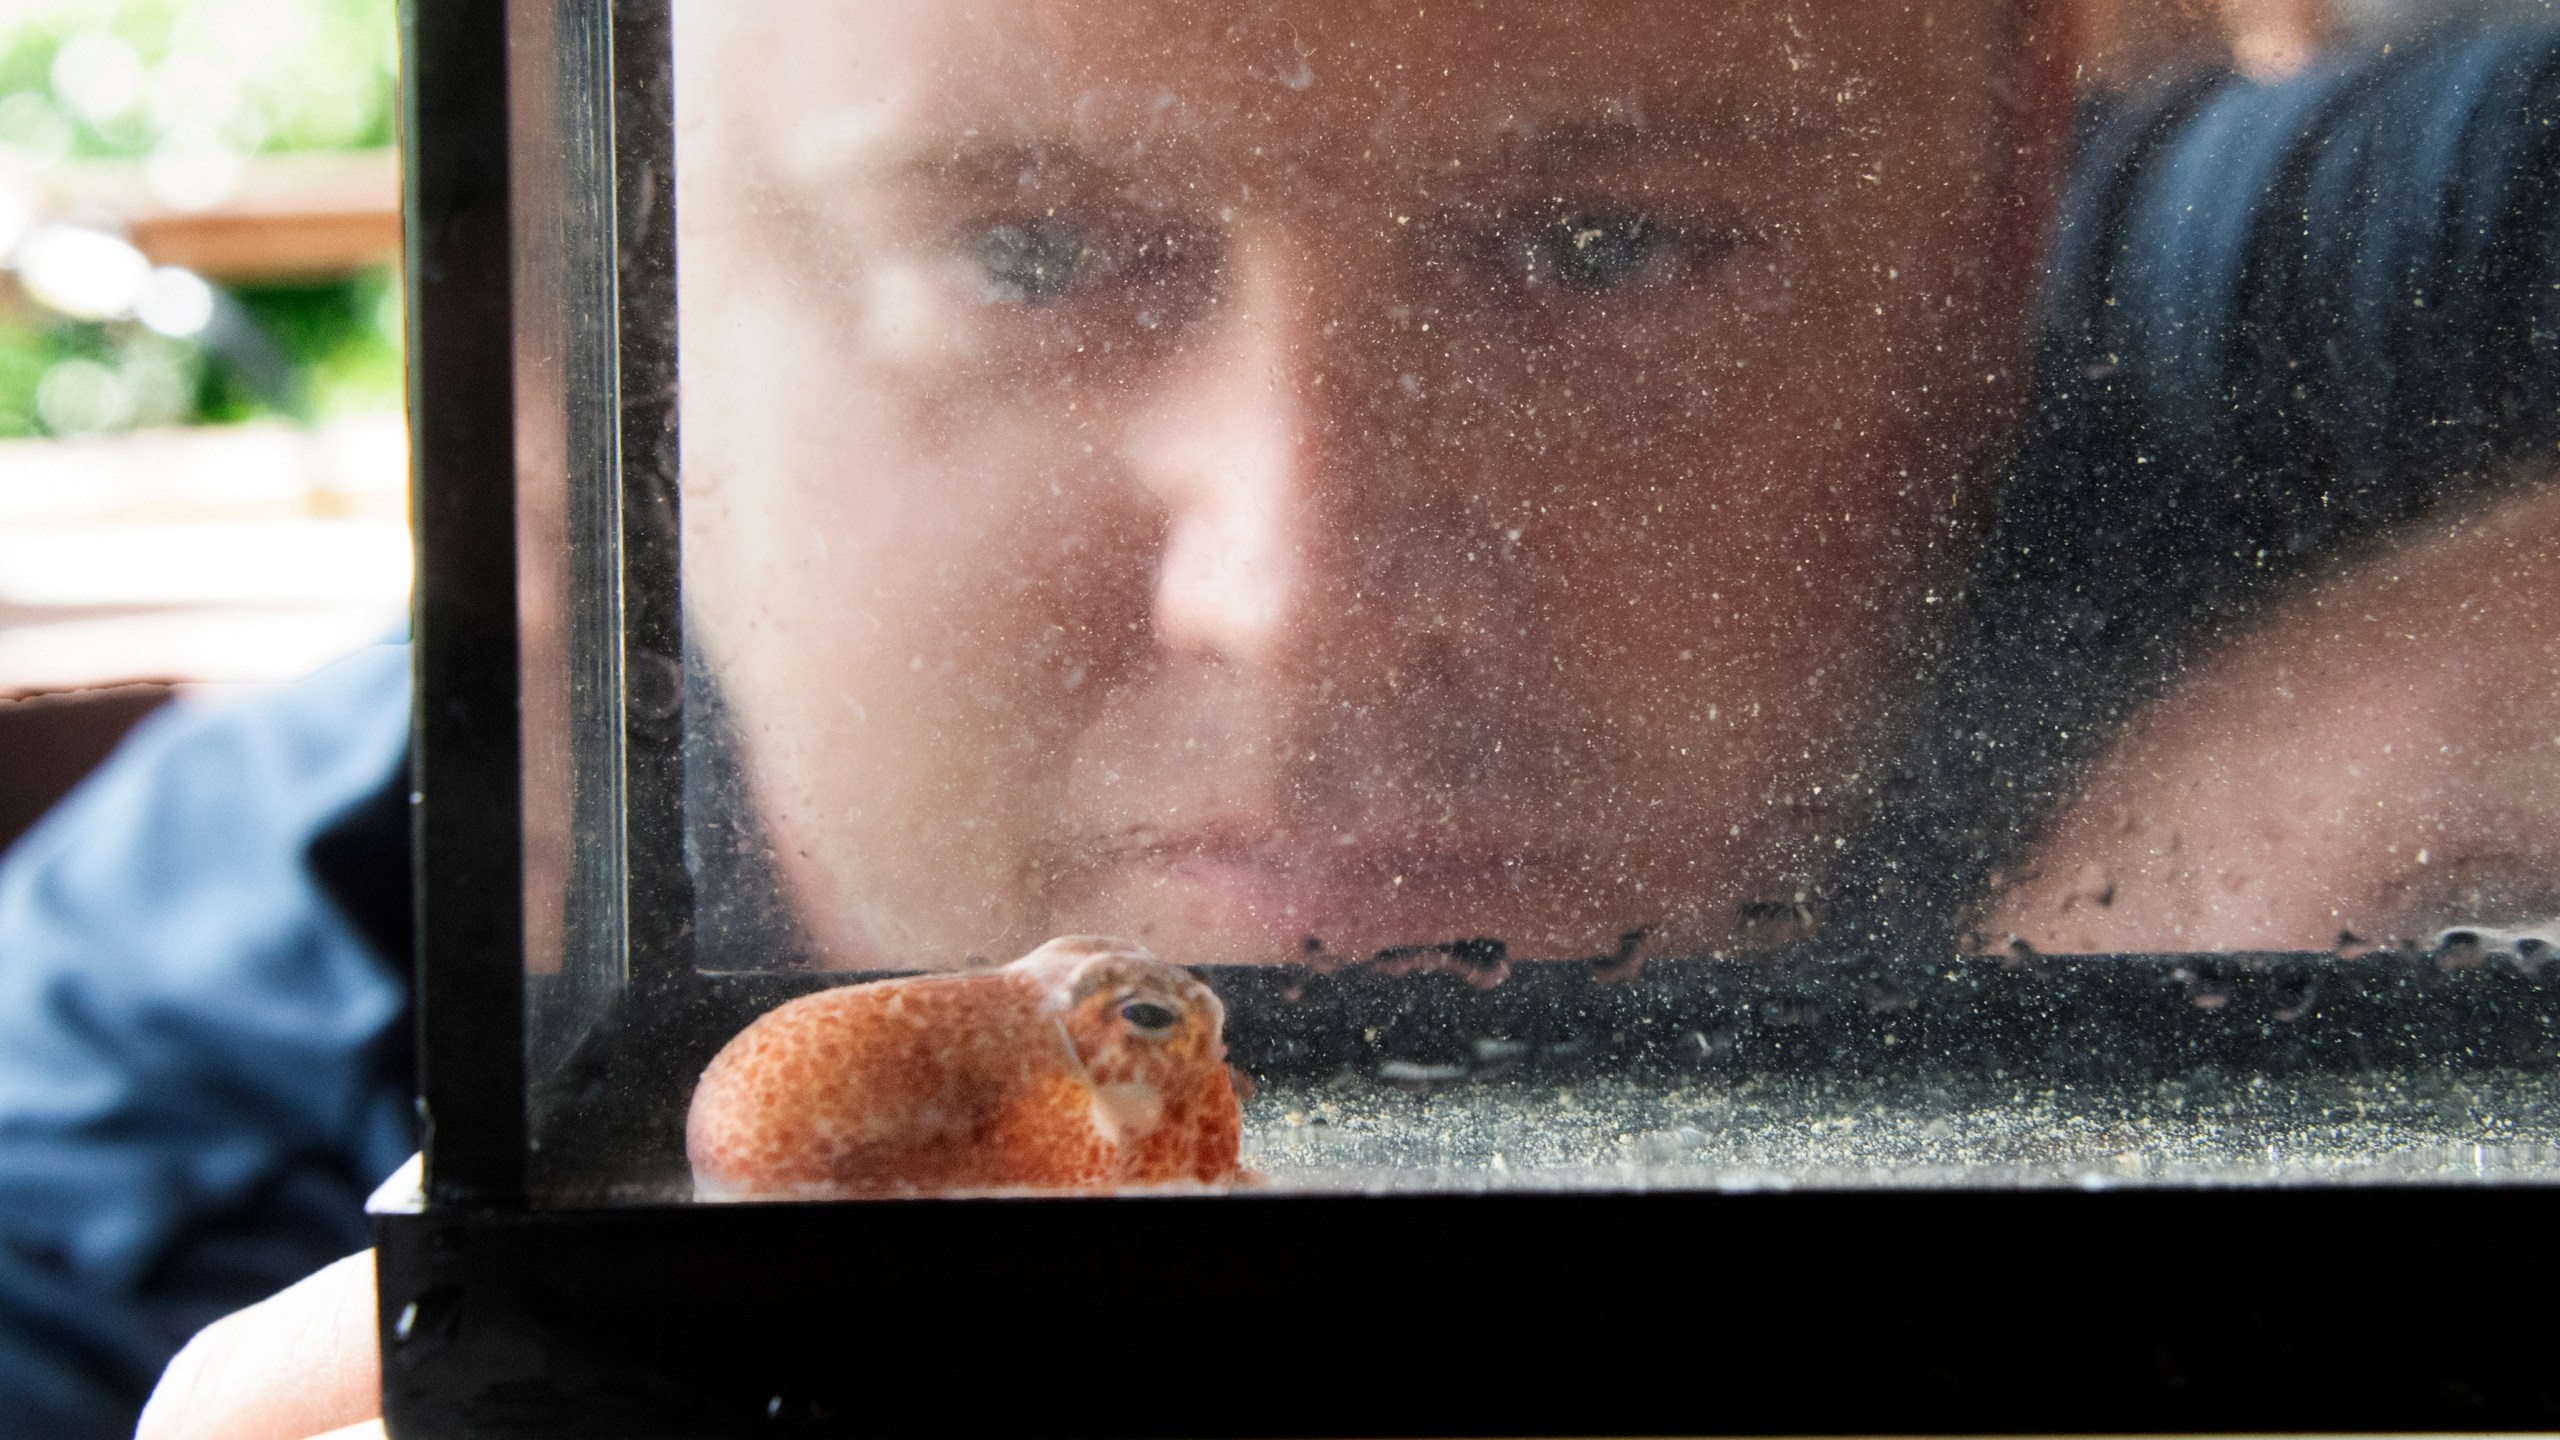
[517,0,2560,1203]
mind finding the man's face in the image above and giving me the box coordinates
[676,0,2036,968]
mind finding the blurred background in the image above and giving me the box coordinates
[0,0,400,848]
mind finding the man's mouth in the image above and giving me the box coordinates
[1039,814,1576,962]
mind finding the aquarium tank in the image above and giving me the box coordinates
[378,0,2560,1433]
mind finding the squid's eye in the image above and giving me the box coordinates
[1119,1001,1179,1033]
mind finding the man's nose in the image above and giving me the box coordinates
[1118,227,1365,670]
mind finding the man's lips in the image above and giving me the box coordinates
[1039,814,1569,954]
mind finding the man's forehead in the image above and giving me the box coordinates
[682,0,2007,177]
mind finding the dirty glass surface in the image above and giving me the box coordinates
[522,0,2560,1204]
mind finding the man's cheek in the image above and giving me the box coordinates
[844,261,989,375]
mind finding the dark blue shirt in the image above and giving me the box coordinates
[0,642,415,1438]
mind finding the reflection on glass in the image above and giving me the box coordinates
[521,0,2560,1202]
[1995,481,2560,955]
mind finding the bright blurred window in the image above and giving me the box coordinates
[0,0,406,691]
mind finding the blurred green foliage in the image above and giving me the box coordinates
[0,0,400,437]
[0,266,399,436]
[0,314,52,434]
[204,269,403,421]
[0,0,396,161]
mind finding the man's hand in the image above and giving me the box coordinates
[136,1248,383,1440]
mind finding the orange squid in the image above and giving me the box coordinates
[687,935,1243,1198]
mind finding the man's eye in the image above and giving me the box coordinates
[973,217,1091,304]
[965,215,1210,320]
[1434,208,1710,302]
[1541,213,1656,291]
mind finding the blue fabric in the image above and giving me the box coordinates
[2107,28,2560,531]
[0,642,416,1440]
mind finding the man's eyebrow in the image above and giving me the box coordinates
[840,106,1851,190]
[1478,103,1851,169]
[887,139,1111,190]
